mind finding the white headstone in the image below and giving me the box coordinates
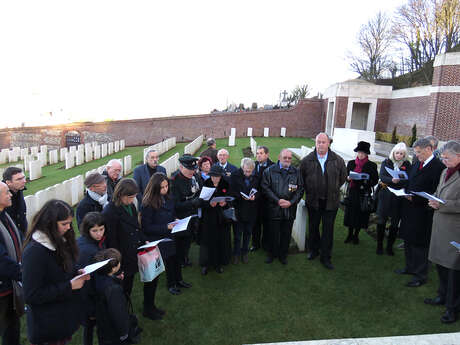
[76,149,84,166]
[230,128,236,137]
[250,137,257,157]
[8,150,19,163]
[228,136,236,147]
[38,151,47,167]
[247,128,253,137]
[62,180,73,206]
[85,145,93,163]
[77,144,84,152]
[40,145,48,155]
[65,152,75,169]
[69,146,77,155]
[31,146,39,155]
[264,128,269,137]
[49,150,58,165]
[124,155,132,175]
[29,160,42,180]
[114,140,120,152]
[281,127,286,137]
[60,148,68,162]
[292,199,307,251]
[108,142,114,155]
[20,148,29,160]
[24,195,38,224]
[0,149,8,164]
[120,140,125,150]
[24,155,32,172]
[45,186,57,200]
[75,175,84,203]
[94,145,101,160]
[35,189,49,211]
[101,143,108,157]
[54,183,68,205]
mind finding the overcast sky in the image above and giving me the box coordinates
[0,0,407,127]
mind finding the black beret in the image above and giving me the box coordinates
[209,165,225,177]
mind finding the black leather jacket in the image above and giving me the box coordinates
[261,163,304,220]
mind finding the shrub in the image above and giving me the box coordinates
[391,126,398,144]
[410,124,417,147]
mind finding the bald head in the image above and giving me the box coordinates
[315,132,331,156]
[279,149,293,169]
[0,182,12,211]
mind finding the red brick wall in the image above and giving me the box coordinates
[374,99,390,132]
[432,65,460,86]
[334,97,348,128]
[0,99,324,148]
[387,96,431,137]
[431,92,460,140]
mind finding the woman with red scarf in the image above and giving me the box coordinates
[343,141,378,244]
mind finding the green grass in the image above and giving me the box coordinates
[17,137,455,345]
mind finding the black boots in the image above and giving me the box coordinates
[376,224,385,255]
[344,228,353,243]
[353,229,360,244]
[386,226,398,256]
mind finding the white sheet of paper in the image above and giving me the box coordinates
[72,259,112,281]
[241,188,257,199]
[349,171,370,180]
[450,241,460,251]
[410,191,446,204]
[385,167,408,180]
[199,187,215,201]
[387,187,412,197]
[138,238,173,250]
[171,215,194,233]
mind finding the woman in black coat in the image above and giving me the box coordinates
[102,178,146,297]
[229,158,260,264]
[343,141,379,244]
[77,212,107,345]
[22,200,90,345]
[140,173,192,319]
[375,143,411,255]
[199,165,232,275]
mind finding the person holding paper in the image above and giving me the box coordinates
[77,212,107,345]
[199,165,232,274]
[22,200,90,345]
[343,141,378,244]
[214,149,238,184]
[198,156,213,181]
[375,142,411,255]
[170,155,203,268]
[141,173,192,303]
[397,138,444,288]
[261,149,303,265]
[103,179,146,297]
[230,158,260,264]
[426,140,460,323]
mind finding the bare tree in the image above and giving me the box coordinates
[287,84,311,106]
[349,12,393,81]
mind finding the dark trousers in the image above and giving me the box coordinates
[83,318,97,345]
[436,265,460,312]
[143,277,159,310]
[252,215,270,250]
[306,200,338,262]
[122,274,135,297]
[175,235,192,265]
[404,242,429,282]
[269,219,294,260]
[233,221,254,256]
[0,294,20,345]
[164,255,182,288]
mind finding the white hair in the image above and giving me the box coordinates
[218,149,229,156]
[106,159,122,168]
[389,142,407,167]
[240,157,255,169]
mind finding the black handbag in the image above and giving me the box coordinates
[360,186,377,213]
[12,281,25,317]
[222,207,238,222]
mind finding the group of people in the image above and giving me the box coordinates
[0,134,459,345]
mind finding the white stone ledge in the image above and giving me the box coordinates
[391,86,431,99]
[434,52,460,67]
[246,332,460,345]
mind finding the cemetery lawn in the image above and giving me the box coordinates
[17,137,456,345]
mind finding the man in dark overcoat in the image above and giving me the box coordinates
[76,173,108,226]
[133,149,166,204]
[2,167,27,235]
[300,133,347,270]
[397,138,445,287]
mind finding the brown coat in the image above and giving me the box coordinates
[300,149,347,210]
[429,169,460,270]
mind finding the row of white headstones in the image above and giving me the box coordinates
[23,137,179,225]
[228,127,286,146]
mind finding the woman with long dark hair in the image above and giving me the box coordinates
[141,172,191,319]
[103,178,146,297]
[22,199,90,345]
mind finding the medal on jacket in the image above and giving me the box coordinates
[288,183,297,192]
[191,176,198,194]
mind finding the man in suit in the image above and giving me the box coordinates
[251,146,274,252]
[133,149,167,204]
[214,149,237,184]
[2,167,27,235]
[0,182,22,345]
[396,138,445,287]
[300,133,347,270]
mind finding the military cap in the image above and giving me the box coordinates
[209,165,225,177]
[179,155,199,170]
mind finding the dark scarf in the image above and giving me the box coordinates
[445,162,460,182]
